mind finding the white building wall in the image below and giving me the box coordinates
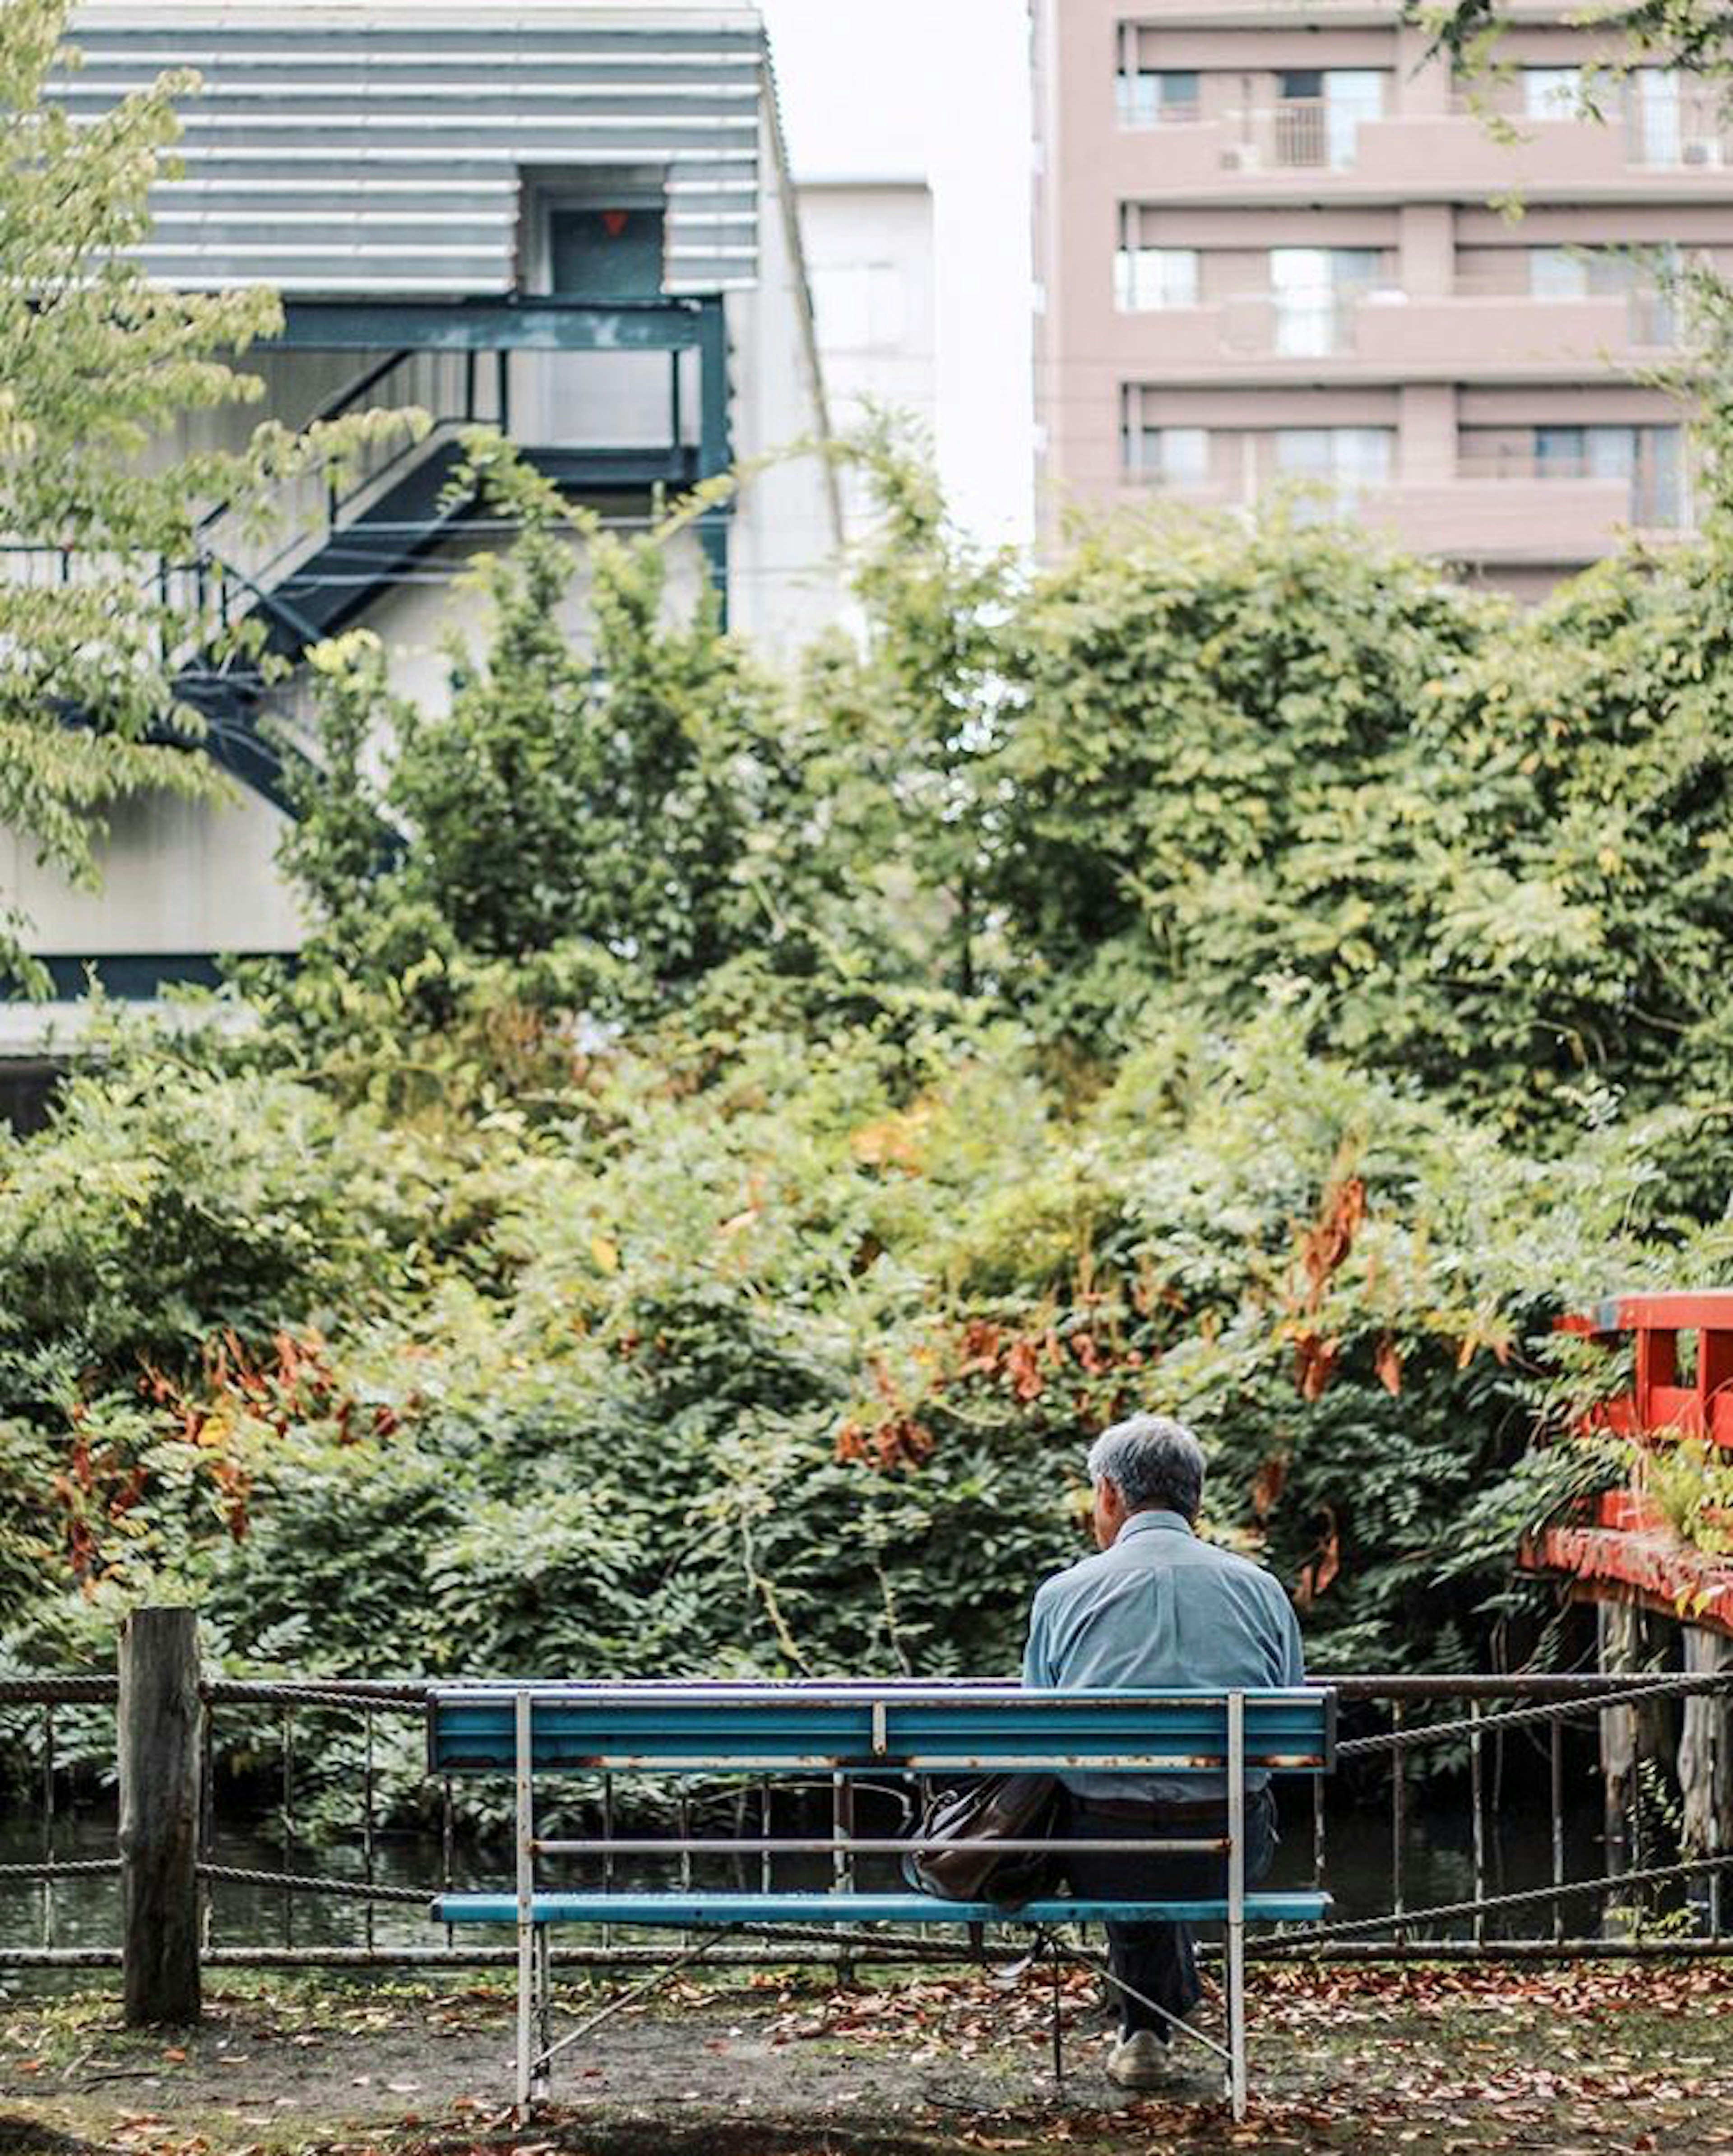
[722,104,848,649]
[758,0,1036,550]
[3,788,304,957]
[799,179,936,540]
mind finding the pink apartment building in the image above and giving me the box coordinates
[1032,0,1733,593]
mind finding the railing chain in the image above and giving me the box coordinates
[0,1860,121,1880]
[1264,1847,1733,1947]
[197,1863,425,1906]
[1339,1670,1733,1757]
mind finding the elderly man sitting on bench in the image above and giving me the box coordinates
[1022,1414,1306,2092]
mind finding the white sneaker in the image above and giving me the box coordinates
[1106,2029,1172,2090]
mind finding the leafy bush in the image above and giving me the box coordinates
[8,439,1733,1827]
[0,998,1701,1706]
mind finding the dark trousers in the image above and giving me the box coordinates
[1061,1786,1278,2038]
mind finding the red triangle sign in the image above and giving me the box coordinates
[602,209,630,238]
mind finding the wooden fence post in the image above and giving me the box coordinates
[119,1605,203,2024]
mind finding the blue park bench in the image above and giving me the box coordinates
[426,1680,1335,2119]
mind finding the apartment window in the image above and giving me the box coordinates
[1126,418,1210,487]
[1274,70,1385,170]
[1625,67,1728,166]
[1270,247,1384,356]
[1115,232,1200,311]
[1522,67,1582,120]
[1629,68,1682,162]
[1529,245,1677,340]
[1274,426,1394,506]
[1117,65,1200,127]
[1529,246,1589,299]
[1535,423,1682,524]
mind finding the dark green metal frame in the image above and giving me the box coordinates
[192,293,733,814]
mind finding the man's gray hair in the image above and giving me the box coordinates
[1086,1414,1206,1522]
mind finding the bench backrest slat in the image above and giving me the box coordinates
[427,1683,1336,1776]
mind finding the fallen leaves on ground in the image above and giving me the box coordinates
[5,1963,1733,2154]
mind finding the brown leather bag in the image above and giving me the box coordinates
[902,1772,1063,1910]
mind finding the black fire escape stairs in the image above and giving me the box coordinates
[174,347,703,823]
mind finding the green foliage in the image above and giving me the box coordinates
[988,507,1733,1145]
[0,992,1703,1723]
[1413,1,1733,82]
[1647,1439,1733,1559]
[372,439,795,986]
[9,383,1733,1814]
[0,1059,424,1401]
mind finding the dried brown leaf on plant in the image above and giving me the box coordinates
[1287,1326,1340,1401]
[1297,1171,1367,1308]
[1376,1331,1403,1396]
[1251,1454,1288,1520]
[1294,1503,1341,1608]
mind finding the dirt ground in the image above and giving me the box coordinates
[3,1959,1733,2156]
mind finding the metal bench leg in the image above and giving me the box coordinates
[515,1926,535,2111]
[533,1924,552,2102]
[514,1689,536,2116]
[1227,1691,1248,2123]
[1048,1933,1065,2086]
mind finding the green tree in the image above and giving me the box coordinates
[322,436,797,990]
[818,414,1014,997]
[978,497,1733,1155]
[1416,0,1733,78]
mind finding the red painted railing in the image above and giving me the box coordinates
[1525,1290,1733,1630]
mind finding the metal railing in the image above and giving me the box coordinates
[1625,88,1733,170]
[1219,101,1381,173]
[0,335,696,671]
[193,346,501,605]
[4,1668,1731,1972]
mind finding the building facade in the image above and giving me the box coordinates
[797,176,937,538]
[2,0,841,1008]
[1032,0,1733,591]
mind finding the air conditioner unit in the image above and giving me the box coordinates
[1682,136,1724,167]
[1220,143,1261,172]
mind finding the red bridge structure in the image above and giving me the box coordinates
[1524,1290,1733,1635]
[1521,1290,1733,1903]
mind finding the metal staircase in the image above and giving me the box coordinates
[13,298,730,825]
[178,328,712,814]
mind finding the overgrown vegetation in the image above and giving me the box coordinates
[6,417,1733,1737]
[6,18,1733,1786]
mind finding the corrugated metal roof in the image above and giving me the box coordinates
[63,5,768,295]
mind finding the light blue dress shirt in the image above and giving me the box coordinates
[1020,1508,1307,1803]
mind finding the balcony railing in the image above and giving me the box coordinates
[1218,100,1381,173]
[1456,450,1690,529]
[1625,87,1733,168]
[1449,82,1733,169]
[1196,278,1663,362]
[1217,288,1387,358]
[1114,83,1205,131]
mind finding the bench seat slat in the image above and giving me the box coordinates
[432,1890,1332,1926]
